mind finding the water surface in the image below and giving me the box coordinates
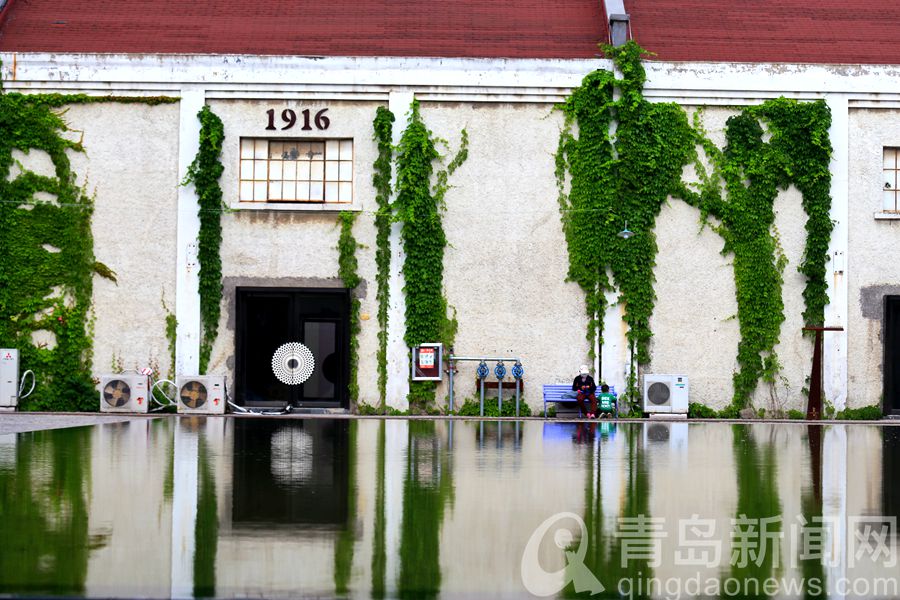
[0,418,898,598]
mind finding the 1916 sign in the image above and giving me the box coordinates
[265,108,330,131]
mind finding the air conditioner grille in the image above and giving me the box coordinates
[180,381,208,409]
[103,379,131,407]
[647,381,671,405]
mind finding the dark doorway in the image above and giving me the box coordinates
[236,288,349,408]
[884,296,900,416]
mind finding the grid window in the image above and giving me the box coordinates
[885,147,900,212]
[239,138,354,204]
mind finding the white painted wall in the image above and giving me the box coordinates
[62,102,180,376]
[9,50,900,409]
[846,108,900,408]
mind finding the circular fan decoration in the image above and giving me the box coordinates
[180,381,208,409]
[103,379,131,407]
[272,342,315,385]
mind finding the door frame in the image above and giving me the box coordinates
[235,286,351,409]
[883,295,900,416]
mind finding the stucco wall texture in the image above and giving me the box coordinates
[847,108,900,407]
[206,99,383,403]
[73,97,857,412]
[420,102,588,409]
[65,102,180,377]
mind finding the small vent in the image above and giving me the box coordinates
[647,381,671,406]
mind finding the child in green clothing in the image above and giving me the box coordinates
[596,384,617,418]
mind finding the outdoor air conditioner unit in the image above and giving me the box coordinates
[1,349,19,411]
[175,375,226,415]
[642,374,689,414]
[99,374,151,413]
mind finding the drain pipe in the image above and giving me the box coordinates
[604,0,631,47]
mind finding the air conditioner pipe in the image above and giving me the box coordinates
[18,370,35,399]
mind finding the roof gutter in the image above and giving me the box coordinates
[603,0,631,46]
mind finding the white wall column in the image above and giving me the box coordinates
[383,419,409,595]
[175,88,205,376]
[385,91,414,410]
[170,421,199,599]
[824,94,849,410]
[600,288,629,392]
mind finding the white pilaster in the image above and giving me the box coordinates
[600,288,629,392]
[823,426,848,600]
[170,421,199,599]
[824,94,849,410]
[383,419,409,595]
[175,89,205,376]
[385,91,414,410]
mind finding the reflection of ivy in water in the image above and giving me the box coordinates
[567,424,651,598]
[334,419,358,594]
[0,427,96,594]
[398,421,455,598]
[371,420,387,597]
[193,435,218,598]
[730,425,782,597]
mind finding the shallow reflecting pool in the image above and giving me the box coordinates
[0,418,898,598]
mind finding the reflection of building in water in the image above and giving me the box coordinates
[2,419,900,597]
[231,419,349,527]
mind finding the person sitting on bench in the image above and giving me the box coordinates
[596,384,616,418]
[572,365,597,418]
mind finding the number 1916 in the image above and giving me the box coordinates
[265,108,330,131]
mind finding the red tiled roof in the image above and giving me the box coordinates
[0,0,607,59]
[624,0,900,65]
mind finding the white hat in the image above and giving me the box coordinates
[579,365,589,375]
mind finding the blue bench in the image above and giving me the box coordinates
[542,384,617,418]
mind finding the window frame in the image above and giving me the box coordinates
[237,137,356,210]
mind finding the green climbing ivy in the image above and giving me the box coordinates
[183,105,225,374]
[556,42,695,405]
[557,42,833,410]
[338,211,361,403]
[394,99,467,410]
[373,106,395,409]
[680,100,833,410]
[0,94,106,410]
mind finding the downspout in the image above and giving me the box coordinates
[603,0,631,46]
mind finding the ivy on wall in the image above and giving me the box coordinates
[372,106,395,409]
[0,94,103,410]
[557,41,833,410]
[556,42,695,403]
[338,211,361,403]
[183,105,225,374]
[680,101,833,411]
[394,100,467,410]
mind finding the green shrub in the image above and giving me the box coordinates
[835,405,882,420]
[688,403,718,419]
[787,409,806,420]
[454,397,532,417]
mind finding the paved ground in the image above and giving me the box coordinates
[0,412,155,435]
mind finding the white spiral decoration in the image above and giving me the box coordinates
[271,342,315,385]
